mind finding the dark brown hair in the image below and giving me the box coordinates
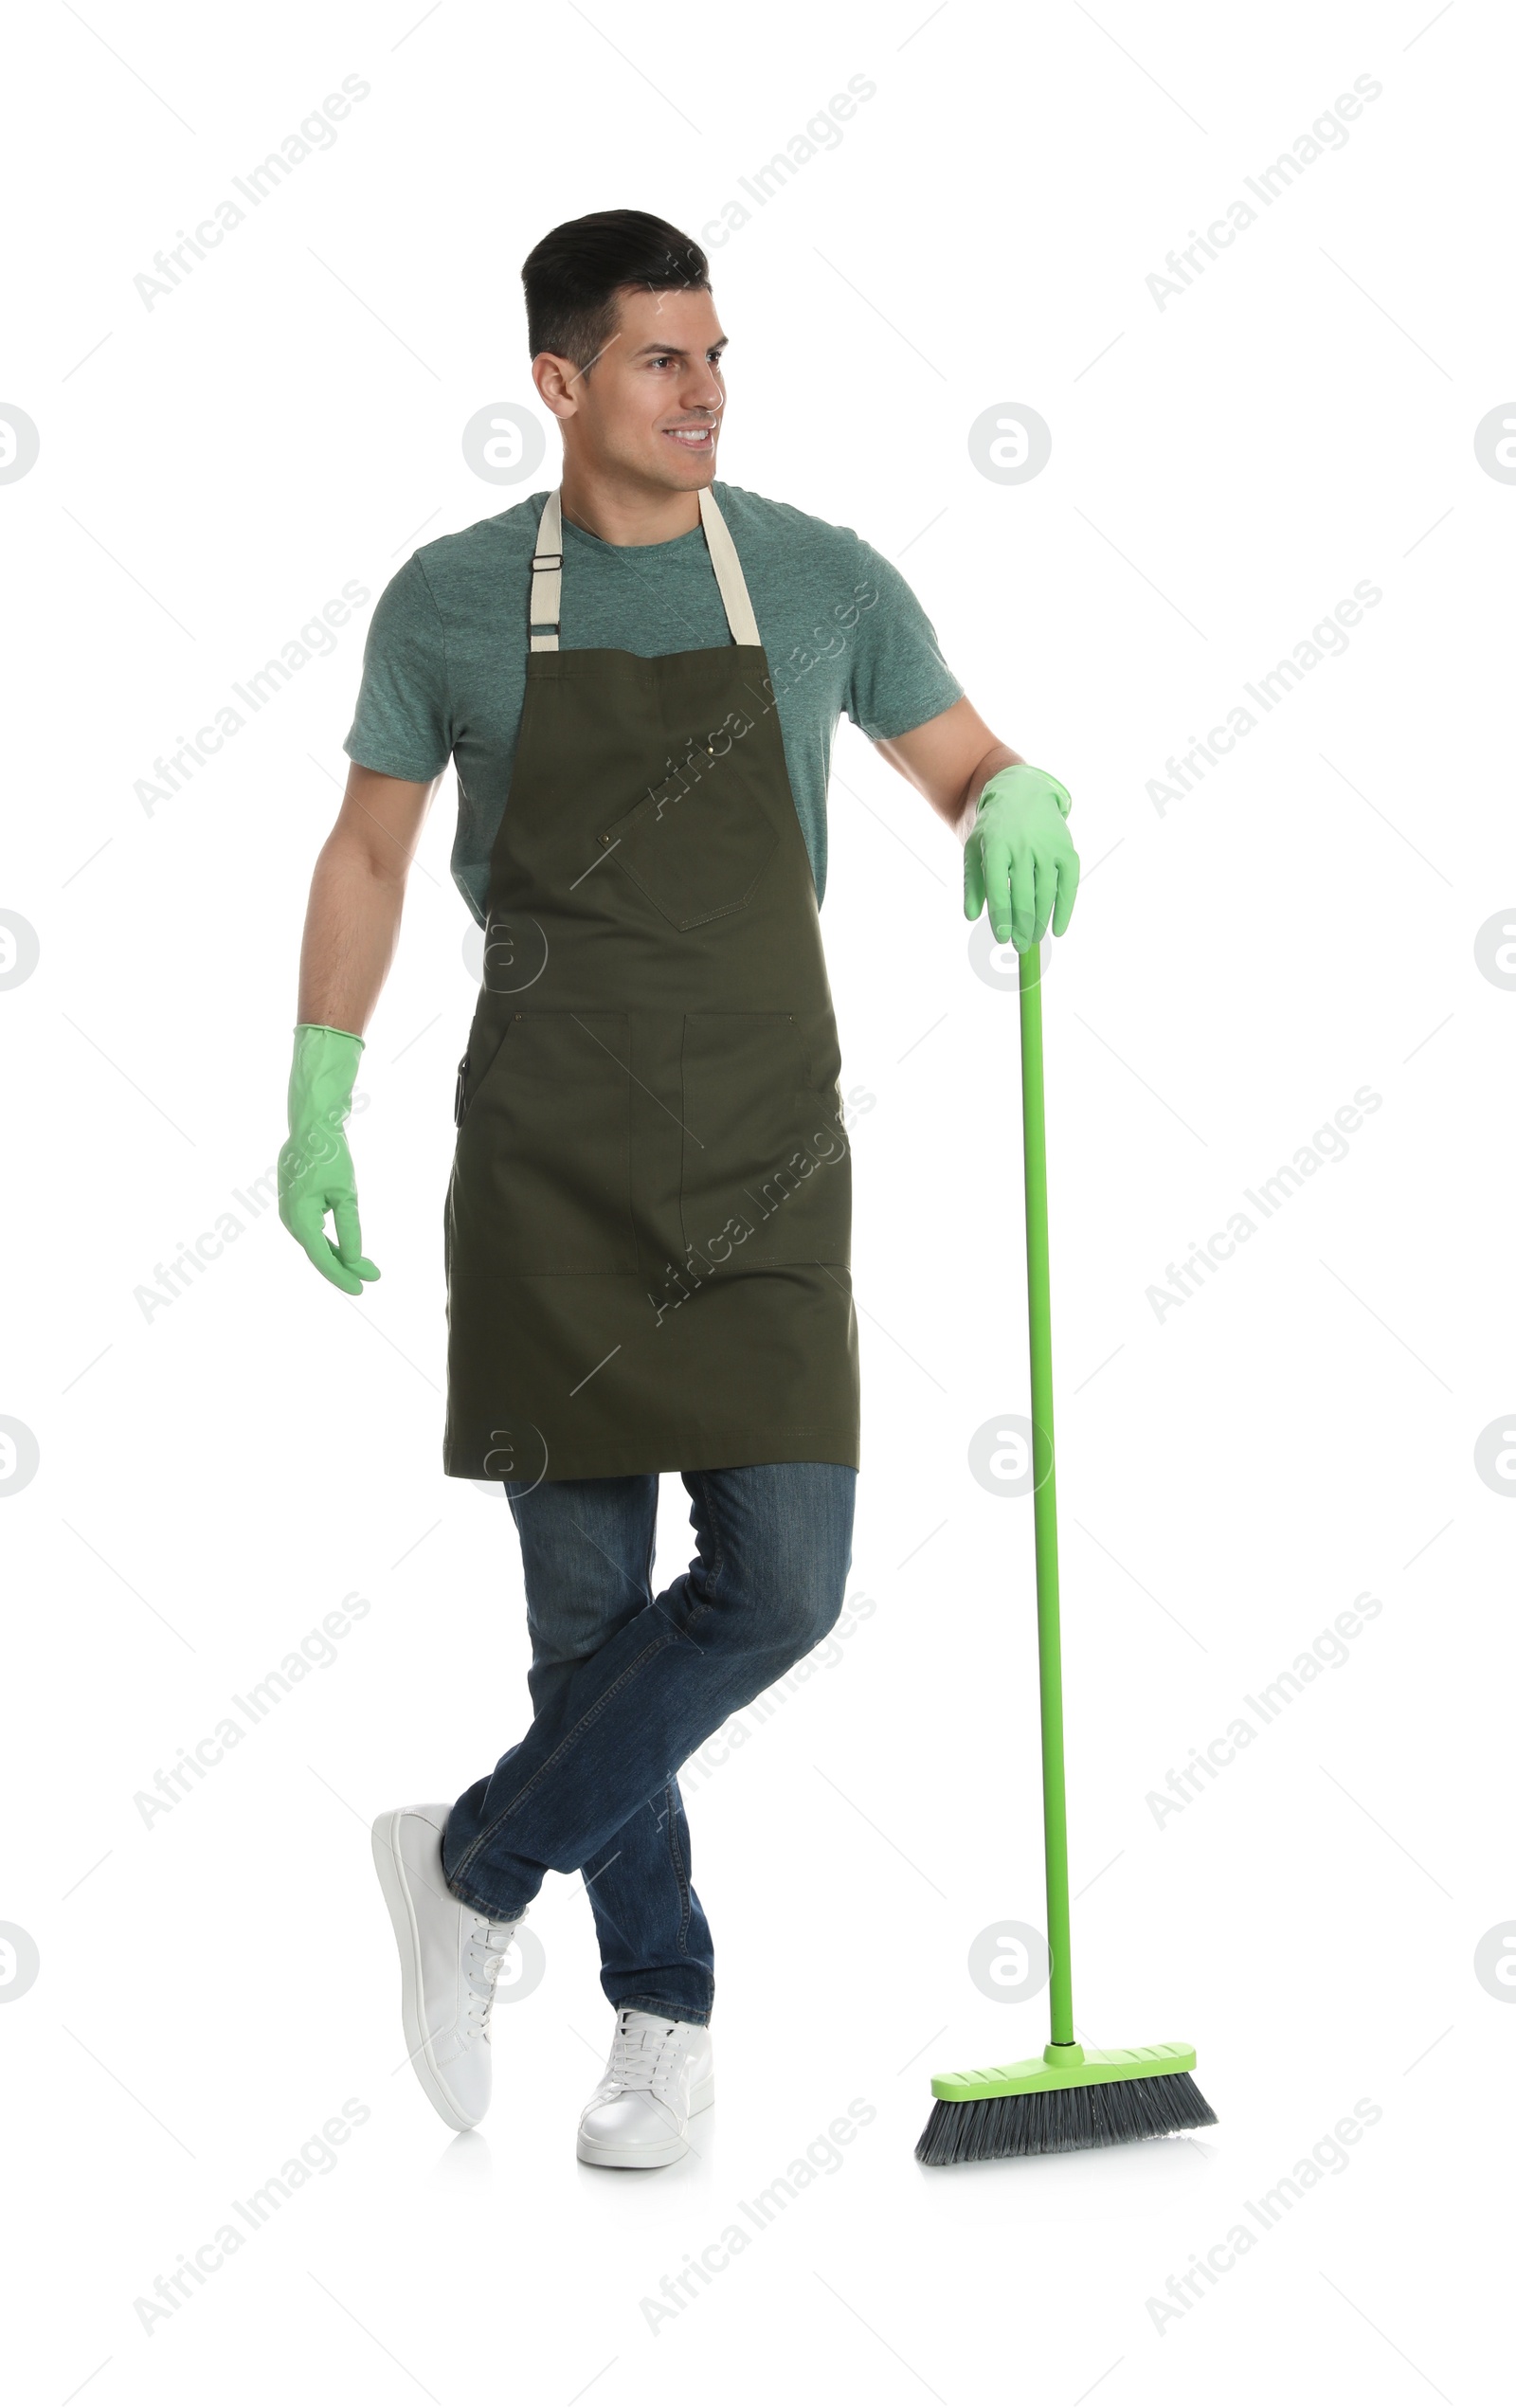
[521,209,710,370]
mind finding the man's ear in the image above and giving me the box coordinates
[532,351,581,421]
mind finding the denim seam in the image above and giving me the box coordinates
[444,1872,532,1922]
[663,1781,695,1958]
[689,1467,726,1591]
[612,1991,712,2026]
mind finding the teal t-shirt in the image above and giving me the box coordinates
[343,480,963,925]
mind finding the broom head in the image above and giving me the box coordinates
[916,2040,1217,2166]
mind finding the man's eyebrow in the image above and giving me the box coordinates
[629,337,730,359]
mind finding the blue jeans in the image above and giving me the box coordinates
[442,1461,857,2025]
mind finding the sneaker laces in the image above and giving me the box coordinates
[462,1911,519,2043]
[605,2008,679,2096]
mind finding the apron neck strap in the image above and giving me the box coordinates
[529,485,761,653]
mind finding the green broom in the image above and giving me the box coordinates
[917,940,1217,2166]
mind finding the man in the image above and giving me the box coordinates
[280,209,1078,2167]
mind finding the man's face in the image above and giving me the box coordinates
[538,284,728,493]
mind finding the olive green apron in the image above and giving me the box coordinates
[442,485,860,1484]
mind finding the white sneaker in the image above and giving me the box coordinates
[577,2007,714,2168]
[370,1802,522,2131]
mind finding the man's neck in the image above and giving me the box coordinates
[557,459,705,550]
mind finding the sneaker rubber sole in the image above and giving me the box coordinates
[370,1807,477,2133]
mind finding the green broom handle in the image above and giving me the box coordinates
[1019,942,1077,2056]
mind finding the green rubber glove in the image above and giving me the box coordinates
[278,1023,380,1296]
[964,764,1080,951]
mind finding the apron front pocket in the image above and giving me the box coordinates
[678,1012,851,1269]
[598,753,778,931]
[452,1010,637,1275]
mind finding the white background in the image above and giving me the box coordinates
[3,1,1511,2400]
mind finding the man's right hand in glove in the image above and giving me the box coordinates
[278,1022,381,1296]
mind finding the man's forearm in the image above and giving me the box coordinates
[872,699,1026,837]
[297,833,407,1035]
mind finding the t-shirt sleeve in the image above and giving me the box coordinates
[343,553,452,780]
[840,538,964,742]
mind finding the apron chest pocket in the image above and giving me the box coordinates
[450,1011,637,1276]
[598,754,778,932]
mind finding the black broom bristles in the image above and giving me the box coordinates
[916,2069,1217,2166]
